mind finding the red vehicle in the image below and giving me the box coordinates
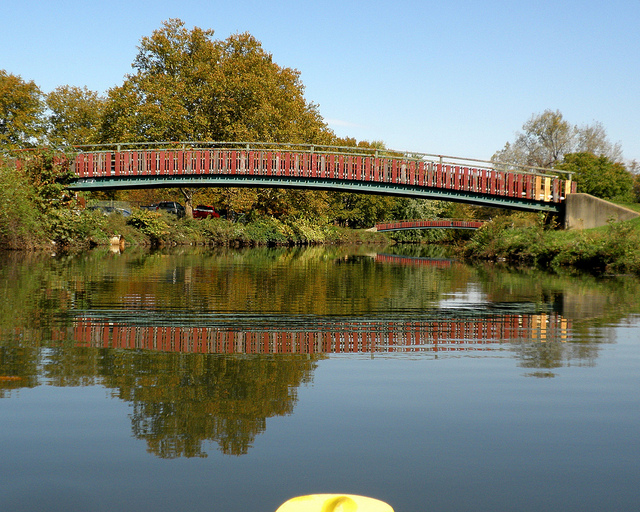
[192,205,220,219]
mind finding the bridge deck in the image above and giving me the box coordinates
[375,219,486,231]
[68,144,577,212]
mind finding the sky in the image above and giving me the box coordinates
[2,0,638,162]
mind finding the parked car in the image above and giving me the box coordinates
[193,205,220,219]
[158,201,185,218]
[144,201,186,218]
[88,205,131,217]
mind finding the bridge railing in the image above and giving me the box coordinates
[58,313,571,355]
[375,219,487,231]
[71,142,578,204]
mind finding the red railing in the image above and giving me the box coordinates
[375,219,487,231]
[72,145,577,204]
[66,314,571,355]
[374,254,455,268]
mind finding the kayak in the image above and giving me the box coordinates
[275,494,394,512]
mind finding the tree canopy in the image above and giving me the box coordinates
[0,70,45,148]
[556,152,633,201]
[493,110,634,204]
[100,19,332,145]
[96,19,337,218]
[46,85,104,147]
[493,109,623,169]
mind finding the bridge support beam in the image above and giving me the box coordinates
[564,193,639,230]
[69,175,561,213]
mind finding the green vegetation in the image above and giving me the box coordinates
[0,153,389,249]
[0,149,103,249]
[0,70,46,148]
[556,152,634,201]
[462,214,640,276]
[122,210,388,248]
[463,109,640,276]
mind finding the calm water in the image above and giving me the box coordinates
[1,245,639,512]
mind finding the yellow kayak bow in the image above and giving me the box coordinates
[275,494,394,512]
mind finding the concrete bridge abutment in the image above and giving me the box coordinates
[564,193,639,230]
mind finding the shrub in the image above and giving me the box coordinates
[0,160,45,249]
[46,207,111,247]
[126,209,170,245]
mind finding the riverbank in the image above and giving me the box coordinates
[1,154,395,251]
[45,208,390,251]
[461,213,640,276]
[71,209,640,277]
[4,179,640,278]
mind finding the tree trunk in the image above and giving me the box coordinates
[179,188,194,219]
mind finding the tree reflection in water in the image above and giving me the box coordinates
[101,352,318,458]
[0,345,318,458]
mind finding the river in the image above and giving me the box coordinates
[1,245,639,512]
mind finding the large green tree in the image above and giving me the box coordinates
[0,70,46,149]
[209,33,331,144]
[100,19,331,145]
[46,85,104,146]
[101,19,333,217]
[556,152,633,201]
[101,19,217,142]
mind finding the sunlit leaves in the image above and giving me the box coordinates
[100,19,332,146]
[556,152,633,201]
[46,85,104,146]
[0,70,45,148]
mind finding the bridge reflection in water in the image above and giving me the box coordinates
[69,313,571,355]
[374,253,457,269]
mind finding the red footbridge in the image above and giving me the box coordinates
[68,142,577,212]
[375,219,486,232]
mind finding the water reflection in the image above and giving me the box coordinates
[1,247,640,461]
[65,312,571,353]
[0,345,316,458]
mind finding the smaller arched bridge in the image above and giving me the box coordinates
[68,142,577,213]
[375,219,486,232]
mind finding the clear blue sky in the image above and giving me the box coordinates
[3,0,638,162]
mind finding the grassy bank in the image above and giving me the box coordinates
[462,213,640,276]
[120,209,388,248]
[0,205,388,251]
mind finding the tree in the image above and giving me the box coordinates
[575,121,623,162]
[556,152,633,201]
[46,85,104,146]
[0,70,45,149]
[629,160,640,203]
[329,192,396,228]
[391,198,449,220]
[100,19,332,145]
[209,32,331,144]
[100,19,217,143]
[18,149,75,210]
[100,19,333,217]
[493,109,576,168]
[493,110,623,169]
